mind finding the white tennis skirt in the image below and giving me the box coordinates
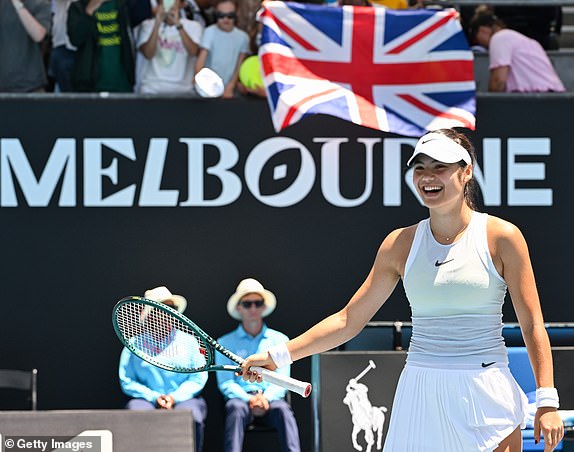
[382,363,528,452]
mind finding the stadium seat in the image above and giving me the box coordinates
[342,322,396,351]
[341,321,412,351]
[0,368,38,410]
[503,323,574,347]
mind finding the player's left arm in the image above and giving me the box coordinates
[490,217,564,449]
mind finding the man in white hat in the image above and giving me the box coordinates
[216,278,301,452]
[119,286,208,451]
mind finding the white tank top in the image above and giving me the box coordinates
[403,211,509,366]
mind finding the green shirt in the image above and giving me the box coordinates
[95,0,132,92]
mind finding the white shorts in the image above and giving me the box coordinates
[383,363,528,452]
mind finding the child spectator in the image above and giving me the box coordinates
[194,0,249,98]
[137,0,203,94]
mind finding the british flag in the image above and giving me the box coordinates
[258,2,476,136]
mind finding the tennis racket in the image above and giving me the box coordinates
[112,296,312,398]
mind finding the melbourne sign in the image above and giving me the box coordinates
[0,135,553,208]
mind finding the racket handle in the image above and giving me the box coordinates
[252,366,312,398]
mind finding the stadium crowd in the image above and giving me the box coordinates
[0,0,566,94]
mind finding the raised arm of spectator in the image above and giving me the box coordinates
[194,47,208,75]
[84,0,108,16]
[12,0,49,43]
[177,24,200,56]
[165,4,200,56]
[140,5,165,59]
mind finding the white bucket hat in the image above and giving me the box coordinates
[195,68,224,98]
[226,278,276,320]
[407,132,472,167]
[144,286,187,313]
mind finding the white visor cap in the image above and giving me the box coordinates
[407,132,472,167]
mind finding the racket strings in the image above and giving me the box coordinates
[115,302,212,372]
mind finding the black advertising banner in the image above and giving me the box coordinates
[1,94,573,449]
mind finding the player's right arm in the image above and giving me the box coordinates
[242,226,414,373]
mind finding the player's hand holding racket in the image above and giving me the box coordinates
[241,351,279,382]
[112,296,312,397]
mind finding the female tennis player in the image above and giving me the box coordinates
[241,128,564,451]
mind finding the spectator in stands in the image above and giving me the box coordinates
[67,0,150,92]
[0,0,51,92]
[241,129,564,451]
[370,0,406,9]
[194,0,249,98]
[235,0,258,44]
[119,286,208,452]
[469,10,565,93]
[183,0,214,28]
[49,0,76,92]
[216,278,301,452]
[137,0,203,94]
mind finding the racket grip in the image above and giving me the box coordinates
[252,366,312,398]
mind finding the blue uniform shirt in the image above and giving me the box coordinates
[216,324,290,402]
[119,347,208,404]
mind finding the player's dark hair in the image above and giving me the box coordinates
[432,128,479,210]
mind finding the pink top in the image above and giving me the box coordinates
[489,29,565,92]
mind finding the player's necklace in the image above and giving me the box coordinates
[431,219,470,242]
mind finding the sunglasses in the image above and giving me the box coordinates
[215,11,237,19]
[240,300,265,309]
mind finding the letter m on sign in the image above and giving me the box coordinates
[1,139,76,207]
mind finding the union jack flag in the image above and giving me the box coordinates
[258,2,476,136]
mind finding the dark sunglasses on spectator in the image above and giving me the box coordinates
[240,300,265,308]
[215,11,237,19]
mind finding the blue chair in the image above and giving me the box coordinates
[342,321,413,351]
[507,347,563,451]
[342,322,396,350]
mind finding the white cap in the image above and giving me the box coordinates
[226,278,277,320]
[195,68,224,98]
[407,132,472,167]
[144,286,187,313]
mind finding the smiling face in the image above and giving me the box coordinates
[412,155,472,210]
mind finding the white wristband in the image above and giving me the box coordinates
[268,342,293,368]
[13,0,25,9]
[536,387,560,409]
